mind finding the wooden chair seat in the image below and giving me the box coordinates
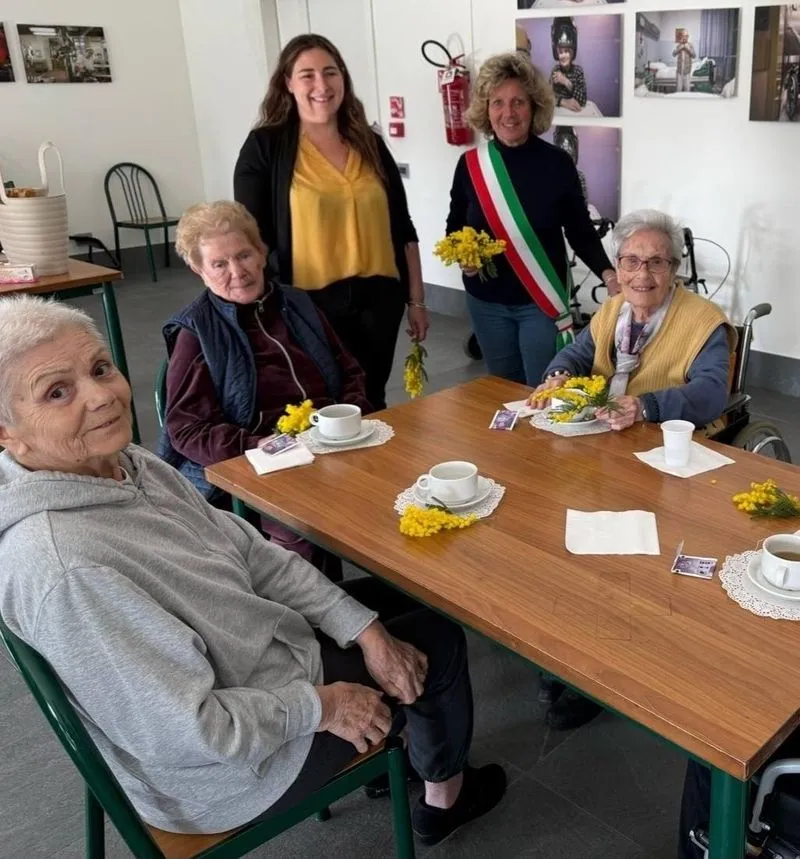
[146,744,386,858]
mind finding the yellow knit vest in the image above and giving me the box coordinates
[589,286,737,397]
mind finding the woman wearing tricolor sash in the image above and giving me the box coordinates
[445,52,617,386]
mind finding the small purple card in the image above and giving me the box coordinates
[671,540,716,579]
[489,409,519,431]
[259,434,299,456]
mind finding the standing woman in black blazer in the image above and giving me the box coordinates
[234,34,428,411]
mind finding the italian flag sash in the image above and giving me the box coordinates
[465,140,575,350]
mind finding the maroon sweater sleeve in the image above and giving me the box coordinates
[165,329,264,466]
[318,313,373,415]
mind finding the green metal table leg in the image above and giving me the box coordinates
[100,282,140,444]
[85,786,105,859]
[388,741,415,858]
[709,767,747,858]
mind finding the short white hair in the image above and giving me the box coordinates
[611,209,684,263]
[0,296,103,425]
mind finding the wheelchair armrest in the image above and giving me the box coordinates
[750,758,800,833]
[723,392,750,414]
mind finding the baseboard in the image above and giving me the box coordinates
[425,281,468,318]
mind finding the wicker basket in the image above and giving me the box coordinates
[0,142,69,276]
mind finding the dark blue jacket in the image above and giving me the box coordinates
[157,283,342,497]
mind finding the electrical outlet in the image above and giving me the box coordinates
[397,162,410,179]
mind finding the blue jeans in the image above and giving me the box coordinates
[466,293,558,386]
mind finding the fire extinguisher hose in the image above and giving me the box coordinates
[420,39,464,70]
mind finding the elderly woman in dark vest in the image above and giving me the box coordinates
[159,200,371,564]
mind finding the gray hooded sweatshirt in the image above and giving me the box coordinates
[0,446,376,833]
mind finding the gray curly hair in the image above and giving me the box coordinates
[611,209,685,264]
[466,52,555,138]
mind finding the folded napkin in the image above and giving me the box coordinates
[634,441,735,478]
[565,509,660,555]
[244,444,314,476]
[504,399,537,418]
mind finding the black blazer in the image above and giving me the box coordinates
[233,124,418,298]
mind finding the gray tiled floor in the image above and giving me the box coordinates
[1,260,798,858]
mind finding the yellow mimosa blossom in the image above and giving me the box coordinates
[433,227,506,280]
[732,478,800,517]
[404,340,427,399]
[399,505,478,537]
[529,374,617,422]
[276,400,314,436]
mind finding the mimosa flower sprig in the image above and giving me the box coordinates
[433,226,506,281]
[529,375,620,423]
[275,400,314,436]
[732,479,800,518]
[404,340,428,399]
[399,504,478,537]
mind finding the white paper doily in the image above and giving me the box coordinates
[298,419,394,455]
[719,550,800,620]
[529,410,611,437]
[394,479,505,519]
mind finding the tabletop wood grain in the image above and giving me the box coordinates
[0,258,121,296]
[207,376,800,779]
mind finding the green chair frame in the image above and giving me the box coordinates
[155,358,168,429]
[0,616,415,859]
[103,162,179,283]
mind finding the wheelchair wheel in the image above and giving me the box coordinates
[464,332,483,361]
[733,420,793,463]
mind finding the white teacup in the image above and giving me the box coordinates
[309,404,362,440]
[761,533,800,591]
[661,419,695,468]
[416,461,478,505]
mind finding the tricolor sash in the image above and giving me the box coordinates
[465,140,575,350]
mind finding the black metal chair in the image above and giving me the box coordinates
[104,163,179,282]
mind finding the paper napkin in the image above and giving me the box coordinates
[565,509,660,555]
[634,441,735,478]
[244,444,314,476]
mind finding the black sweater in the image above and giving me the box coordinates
[234,124,418,298]
[446,136,612,305]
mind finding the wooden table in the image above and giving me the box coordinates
[207,376,800,858]
[0,259,139,442]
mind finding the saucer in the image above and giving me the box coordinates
[413,476,493,510]
[746,555,800,601]
[309,421,376,447]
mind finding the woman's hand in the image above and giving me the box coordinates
[406,304,430,342]
[527,374,571,410]
[553,71,572,88]
[460,265,479,277]
[561,98,582,112]
[315,682,392,753]
[601,269,620,296]
[357,621,428,705]
[596,395,643,431]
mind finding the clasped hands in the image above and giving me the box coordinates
[315,621,428,753]
[527,374,644,431]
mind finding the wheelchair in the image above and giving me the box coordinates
[690,759,800,857]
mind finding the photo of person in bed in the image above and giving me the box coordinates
[550,18,586,112]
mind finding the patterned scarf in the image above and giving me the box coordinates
[609,286,676,396]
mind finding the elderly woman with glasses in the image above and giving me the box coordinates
[529,209,736,731]
[531,208,736,433]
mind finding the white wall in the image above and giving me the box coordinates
[0,0,204,249]
[278,0,800,362]
[179,0,281,201]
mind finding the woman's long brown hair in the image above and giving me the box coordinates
[256,33,385,183]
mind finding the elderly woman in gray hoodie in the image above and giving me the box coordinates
[0,296,505,846]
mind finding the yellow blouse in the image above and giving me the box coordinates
[289,134,399,290]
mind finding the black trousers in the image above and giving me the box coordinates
[259,577,473,820]
[678,726,800,858]
[311,275,407,412]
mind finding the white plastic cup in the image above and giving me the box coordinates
[661,420,695,468]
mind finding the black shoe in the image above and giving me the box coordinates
[363,753,422,799]
[537,675,565,704]
[412,764,507,846]
[545,689,603,731]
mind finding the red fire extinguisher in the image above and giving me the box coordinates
[421,40,473,146]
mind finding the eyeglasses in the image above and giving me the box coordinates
[617,255,676,274]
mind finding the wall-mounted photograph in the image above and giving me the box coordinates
[17,25,111,83]
[0,24,15,82]
[634,9,740,98]
[518,0,624,8]
[541,125,621,222]
[750,4,800,121]
[515,14,622,117]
